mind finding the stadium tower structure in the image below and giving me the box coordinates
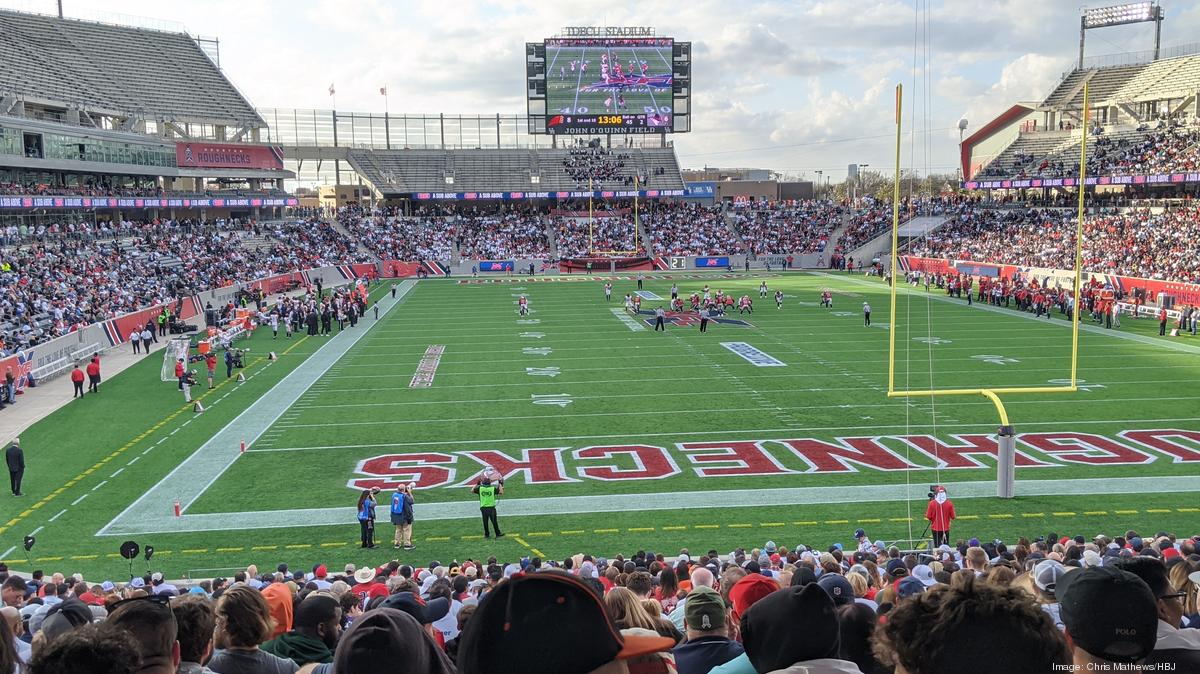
[0,8,296,223]
[960,3,1200,196]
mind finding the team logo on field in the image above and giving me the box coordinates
[636,309,753,328]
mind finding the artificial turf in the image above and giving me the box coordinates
[2,272,1198,579]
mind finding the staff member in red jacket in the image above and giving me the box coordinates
[70,365,86,398]
[1159,307,1168,336]
[925,486,956,548]
[85,355,101,394]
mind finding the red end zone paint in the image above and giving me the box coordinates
[345,430,1200,490]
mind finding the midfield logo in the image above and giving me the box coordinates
[636,309,753,328]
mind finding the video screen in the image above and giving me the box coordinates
[544,37,674,134]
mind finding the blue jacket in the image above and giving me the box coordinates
[673,636,744,674]
[357,496,375,522]
[390,491,413,524]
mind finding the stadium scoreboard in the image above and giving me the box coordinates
[526,28,691,135]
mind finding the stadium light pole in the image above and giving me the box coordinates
[1079,2,1163,68]
[815,170,823,198]
[858,164,870,201]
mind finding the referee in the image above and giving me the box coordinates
[654,306,666,332]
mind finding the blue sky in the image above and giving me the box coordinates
[5,0,1200,181]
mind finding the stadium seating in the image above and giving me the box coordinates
[4,529,1196,672]
[731,201,843,256]
[0,10,261,126]
[908,205,1200,283]
[644,203,733,256]
[346,147,685,194]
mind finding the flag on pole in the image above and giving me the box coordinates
[380,86,388,96]
[328,83,335,96]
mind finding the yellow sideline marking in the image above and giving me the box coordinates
[8,499,1200,565]
[857,518,881,523]
[511,535,544,558]
[824,520,849,525]
[0,349,280,537]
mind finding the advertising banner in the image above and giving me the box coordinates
[176,142,285,171]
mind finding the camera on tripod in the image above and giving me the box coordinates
[926,484,940,500]
[228,347,248,369]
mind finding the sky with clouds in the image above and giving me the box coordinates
[5,0,1200,181]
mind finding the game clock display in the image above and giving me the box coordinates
[545,37,674,134]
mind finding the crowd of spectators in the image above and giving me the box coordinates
[0,181,288,199]
[1,527,1197,673]
[556,217,643,257]
[561,145,644,188]
[645,204,734,256]
[337,209,456,263]
[909,205,1200,283]
[453,214,553,260]
[732,201,843,256]
[0,218,365,355]
[977,118,1200,180]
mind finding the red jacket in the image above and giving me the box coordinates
[70,368,85,383]
[925,498,956,531]
[86,360,100,376]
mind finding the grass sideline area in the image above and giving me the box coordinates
[2,272,1198,579]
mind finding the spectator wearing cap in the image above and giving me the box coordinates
[668,567,715,631]
[1057,565,1158,669]
[853,529,870,554]
[874,574,1068,672]
[107,594,181,674]
[209,586,299,674]
[817,574,854,608]
[380,591,451,647]
[456,570,676,674]
[1111,557,1200,667]
[261,593,341,666]
[1033,559,1066,631]
[740,583,863,673]
[149,572,178,597]
[172,594,218,674]
[709,574,780,674]
[310,608,453,674]
[672,586,743,674]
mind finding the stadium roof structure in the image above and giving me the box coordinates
[0,9,264,133]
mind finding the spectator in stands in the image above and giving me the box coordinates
[672,586,744,674]
[261,593,340,666]
[28,623,142,674]
[1057,565,1158,669]
[1111,557,1200,667]
[456,571,675,674]
[172,594,217,674]
[740,583,863,673]
[323,607,453,674]
[873,574,1069,672]
[107,595,181,674]
[208,585,298,674]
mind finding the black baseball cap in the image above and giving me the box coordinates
[1057,566,1157,663]
[456,570,673,674]
[379,592,450,625]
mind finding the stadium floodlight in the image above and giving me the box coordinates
[1078,3,1163,68]
[1083,2,1154,28]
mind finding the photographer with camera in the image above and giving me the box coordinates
[924,485,956,548]
[181,368,198,403]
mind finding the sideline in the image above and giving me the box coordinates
[810,271,1200,356]
[97,281,417,537]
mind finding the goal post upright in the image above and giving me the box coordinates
[885,82,1090,499]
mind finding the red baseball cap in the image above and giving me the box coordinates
[729,573,780,621]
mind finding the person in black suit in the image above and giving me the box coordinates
[6,437,23,497]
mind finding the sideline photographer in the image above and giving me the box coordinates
[924,485,956,548]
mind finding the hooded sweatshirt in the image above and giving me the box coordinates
[260,583,295,639]
[261,630,334,665]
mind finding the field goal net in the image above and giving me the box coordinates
[160,337,192,382]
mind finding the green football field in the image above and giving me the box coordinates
[3,271,1200,579]
[545,45,673,117]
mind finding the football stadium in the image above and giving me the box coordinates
[1,2,1200,672]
